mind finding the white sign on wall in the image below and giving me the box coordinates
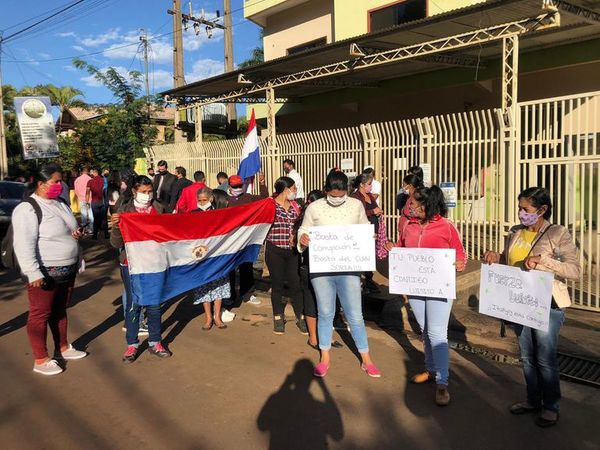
[479,264,554,331]
[340,158,354,171]
[14,96,59,160]
[440,181,457,208]
[420,163,431,187]
[309,224,375,273]
[389,248,456,298]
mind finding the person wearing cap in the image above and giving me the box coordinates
[227,173,269,305]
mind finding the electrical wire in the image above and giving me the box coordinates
[1,0,81,33]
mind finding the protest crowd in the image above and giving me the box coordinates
[5,155,580,430]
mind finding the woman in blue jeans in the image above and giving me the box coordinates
[298,171,381,379]
[110,175,170,363]
[387,186,466,406]
[484,187,580,427]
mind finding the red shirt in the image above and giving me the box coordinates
[175,182,206,213]
[87,176,105,204]
[266,202,299,249]
[398,216,466,263]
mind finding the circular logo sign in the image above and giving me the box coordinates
[22,98,47,119]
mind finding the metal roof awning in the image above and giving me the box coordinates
[162,0,600,105]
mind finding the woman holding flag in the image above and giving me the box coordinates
[110,175,171,363]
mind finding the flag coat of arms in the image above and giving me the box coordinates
[238,108,261,181]
[119,199,276,305]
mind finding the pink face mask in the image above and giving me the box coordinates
[46,183,63,199]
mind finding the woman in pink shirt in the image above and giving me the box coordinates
[386,186,466,406]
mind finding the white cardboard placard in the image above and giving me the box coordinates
[389,248,456,298]
[479,264,553,331]
[309,224,375,273]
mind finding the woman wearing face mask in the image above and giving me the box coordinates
[396,173,424,237]
[110,175,170,363]
[483,187,580,427]
[191,187,230,330]
[386,186,466,406]
[350,173,383,294]
[12,164,87,376]
[298,171,381,378]
[265,177,307,335]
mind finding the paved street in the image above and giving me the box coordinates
[1,240,599,450]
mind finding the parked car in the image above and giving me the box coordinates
[0,181,26,235]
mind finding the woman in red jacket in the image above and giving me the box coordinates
[386,185,466,406]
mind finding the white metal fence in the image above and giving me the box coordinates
[147,91,600,311]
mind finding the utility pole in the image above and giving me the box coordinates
[167,2,225,142]
[139,30,151,122]
[0,36,8,180]
[224,0,237,135]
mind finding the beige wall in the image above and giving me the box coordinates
[263,0,333,61]
[333,0,485,41]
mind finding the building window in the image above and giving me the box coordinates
[369,0,427,32]
[287,37,327,55]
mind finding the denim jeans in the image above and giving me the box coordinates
[119,265,145,325]
[408,296,454,386]
[311,274,369,352]
[79,200,93,231]
[120,265,161,346]
[514,308,565,413]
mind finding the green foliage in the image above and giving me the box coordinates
[238,29,264,69]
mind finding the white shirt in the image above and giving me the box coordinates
[287,169,305,199]
[371,179,382,206]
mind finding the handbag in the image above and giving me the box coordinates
[376,216,388,260]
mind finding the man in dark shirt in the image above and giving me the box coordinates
[227,173,269,305]
[168,166,193,212]
[152,160,177,209]
[86,168,108,239]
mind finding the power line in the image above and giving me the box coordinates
[1,0,86,43]
[1,0,80,33]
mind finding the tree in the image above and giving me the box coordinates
[238,30,264,69]
[72,59,158,170]
[37,85,86,131]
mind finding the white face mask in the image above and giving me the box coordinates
[327,194,347,207]
[231,187,244,197]
[134,192,153,206]
[197,202,212,211]
[287,191,297,201]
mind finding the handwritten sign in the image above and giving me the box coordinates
[479,264,553,331]
[309,224,375,273]
[389,248,456,298]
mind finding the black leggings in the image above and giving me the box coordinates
[91,203,108,238]
[265,241,303,318]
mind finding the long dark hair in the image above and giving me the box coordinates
[211,189,228,210]
[274,176,295,195]
[25,163,62,197]
[403,173,423,189]
[352,173,373,190]
[293,189,325,235]
[121,175,153,204]
[413,185,448,221]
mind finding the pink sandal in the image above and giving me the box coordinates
[361,363,382,378]
[313,362,330,377]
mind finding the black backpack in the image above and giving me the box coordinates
[1,197,43,270]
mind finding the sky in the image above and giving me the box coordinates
[0,0,263,114]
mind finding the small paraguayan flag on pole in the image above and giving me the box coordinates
[238,109,261,187]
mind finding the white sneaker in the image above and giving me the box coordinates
[246,295,261,305]
[221,309,236,322]
[60,344,87,360]
[33,359,63,376]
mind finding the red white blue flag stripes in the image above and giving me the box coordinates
[238,108,261,181]
[119,199,276,306]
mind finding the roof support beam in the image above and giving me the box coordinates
[192,11,560,106]
[550,0,600,24]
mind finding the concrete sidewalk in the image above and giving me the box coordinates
[0,240,599,449]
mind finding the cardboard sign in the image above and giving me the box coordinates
[389,248,456,298]
[309,224,375,273]
[479,264,554,331]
